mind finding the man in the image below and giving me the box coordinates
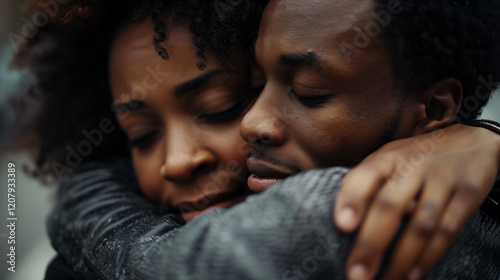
[47,0,500,279]
[240,0,500,279]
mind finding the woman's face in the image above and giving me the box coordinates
[109,19,254,221]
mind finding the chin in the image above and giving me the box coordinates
[180,195,248,222]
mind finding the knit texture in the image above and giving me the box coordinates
[47,158,500,279]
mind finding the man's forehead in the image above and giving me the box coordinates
[263,0,374,38]
[257,0,378,67]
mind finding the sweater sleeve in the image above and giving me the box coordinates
[47,157,354,279]
[47,158,184,279]
[128,166,355,280]
[127,167,500,280]
[48,158,500,280]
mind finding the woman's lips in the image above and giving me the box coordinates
[246,158,294,192]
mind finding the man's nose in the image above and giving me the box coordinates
[240,86,287,147]
[160,128,216,184]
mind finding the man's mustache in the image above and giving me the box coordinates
[248,145,303,174]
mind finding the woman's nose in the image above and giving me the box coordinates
[160,129,216,184]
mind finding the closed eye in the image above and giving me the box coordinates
[199,98,251,122]
[290,89,333,107]
[127,129,160,150]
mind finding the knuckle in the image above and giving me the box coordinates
[355,240,382,257]
[351,161,383,177]
[460,183,482,198]
[411,218,436,237]
[369,153,395,169]
[374,193,399,211]
[455,173,486,193]
[437,221,459,238]
[455,187,483,208]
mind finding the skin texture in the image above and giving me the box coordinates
[109,19,255,222]
[337,124,500,280]
[108,4,499,280]
[241,0,438,178]
[241,0,498,279]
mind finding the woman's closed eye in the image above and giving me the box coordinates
[198,98,252,122]
[127,129,160,150]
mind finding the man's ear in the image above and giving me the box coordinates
[412,79,463,135]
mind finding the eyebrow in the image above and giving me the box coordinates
[112,68,235,113]
[112,99,147,113]
[279,51,322,70]
[174,68,235,97]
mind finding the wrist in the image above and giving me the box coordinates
[466,119,500,134]
[465,119,500,169]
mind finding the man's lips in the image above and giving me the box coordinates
[247,158,295,192]
[247,158,294,178]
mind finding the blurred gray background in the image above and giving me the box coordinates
[1,1,58,280]
[0,1,499,279]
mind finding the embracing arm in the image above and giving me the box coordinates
[334,123,500,280]
[127,165,500,280]
[48,156,500,280]
[47,158,184,279]
[48,158,354,279]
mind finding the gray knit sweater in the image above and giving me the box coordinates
[47,158,500,279]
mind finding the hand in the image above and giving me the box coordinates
[334,124,500,280]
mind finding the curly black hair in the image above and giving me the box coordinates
[374,0,500,122]
[12,0,500,182]
[11,0,267,183]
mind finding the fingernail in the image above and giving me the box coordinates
[338,207,356,227]
[407,266,422,280]
[348,263,368,280]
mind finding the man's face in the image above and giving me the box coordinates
[241,0,419,192]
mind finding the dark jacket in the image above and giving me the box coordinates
[46,158,500,279]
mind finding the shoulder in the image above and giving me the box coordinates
[56,157,141,201]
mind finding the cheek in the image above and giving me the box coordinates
[293,105,386,167]
[297,115,359,167]
[210,123,250,180]
[325,110,400,165]
[131,148,164,203]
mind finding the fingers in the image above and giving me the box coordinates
[345,176,421,280]
[341,125,499,280]
[381,178,453,280]
[405,188,480,280]
[335,162,387,232]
